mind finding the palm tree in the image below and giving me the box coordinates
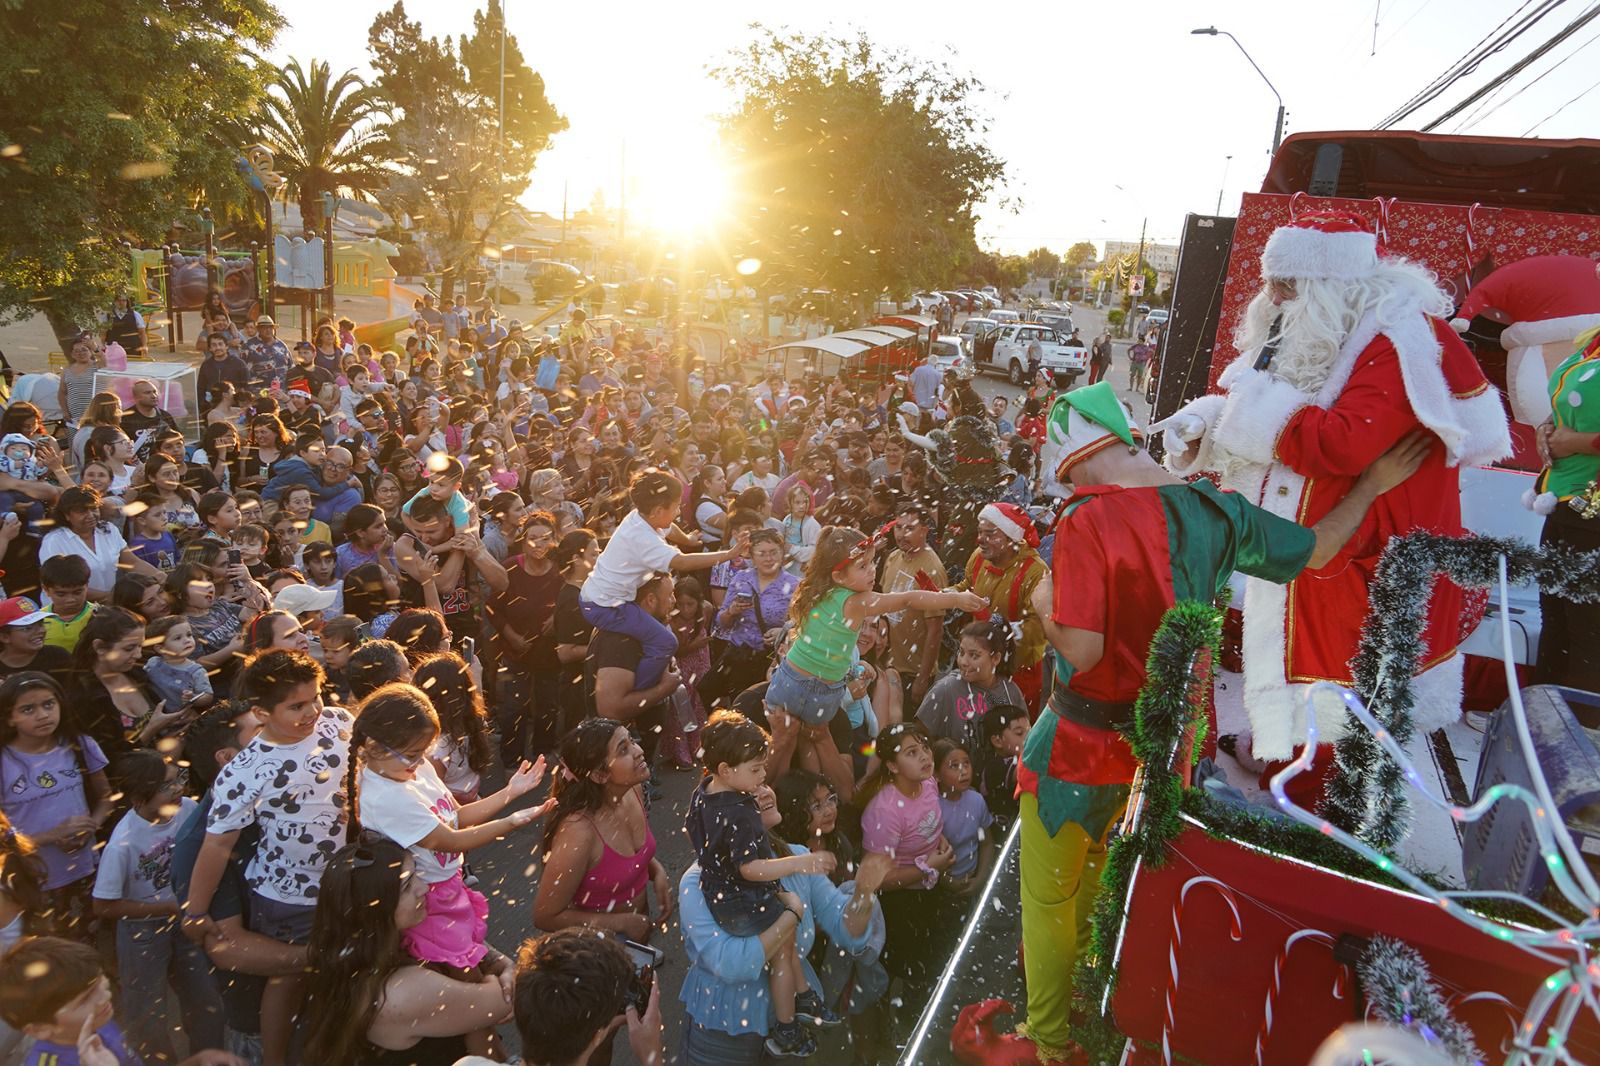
[257,59,391,232]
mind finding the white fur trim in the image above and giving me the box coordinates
[1507,343,1554,426]
[1449,317,1471,333]
[1262,228,1380,282]
[1452,383,1516,466]
[979,504,1025,543]
[1383,312,1512,467]
[1212,370,1311,466]
[1160,393,1226,477]
[1501,313,1600,350]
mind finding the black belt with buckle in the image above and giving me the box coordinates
[1050,686,1136,733]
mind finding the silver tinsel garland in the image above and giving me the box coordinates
[1358,935,1484,1065]
[1321,532,1600,852]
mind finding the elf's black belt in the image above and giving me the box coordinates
[1050,686,1135,733]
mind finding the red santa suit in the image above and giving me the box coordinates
[1161,213,1512,760]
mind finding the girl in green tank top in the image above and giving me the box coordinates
[773,526,988,737]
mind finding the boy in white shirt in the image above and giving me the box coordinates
[180,650,347,1066]
[579,469,749,689]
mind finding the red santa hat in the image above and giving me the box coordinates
[1448,255,1600,424]
[1261,211,1381,282]
[287,378,313,399]
[977,502,1039,548]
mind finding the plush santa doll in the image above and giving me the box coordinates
[1450,254,1600,429]
[1157,212,1512,764]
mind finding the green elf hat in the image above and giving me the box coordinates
[1041,382,1142,488]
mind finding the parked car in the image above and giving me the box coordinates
[958,316,996,355]
[1037,311,1074,335]
[989,308,1021,325]
[1145,308,1170,326]
[975,323,1088,386]
[930,337,965,372]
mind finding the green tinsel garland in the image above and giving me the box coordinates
[1359,935,1484,1064]
[1321,533,1600,852]
[1071,600,1221,1061]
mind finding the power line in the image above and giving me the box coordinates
[1452,19,1600,132]
[1376,0,1545,125]
[1374,0,1442,54]
[1522,70,1600,133]
[1376,0,1562,128]
[1423,1,1600,130]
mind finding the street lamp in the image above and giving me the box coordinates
[1191,27,1285,156]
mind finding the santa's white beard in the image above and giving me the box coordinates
[1235,283,1360,394]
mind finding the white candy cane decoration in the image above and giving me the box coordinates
[1253,928,1350,1066]
[1163,875,1244,1066]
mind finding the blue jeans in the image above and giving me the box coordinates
[117,915,225,1061]
[680,1015,769,1066]
[580,598,678,689]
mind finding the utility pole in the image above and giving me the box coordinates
[560,180,568,257]
[618,141,627,245]
[1216,155,1233,215]
[496,0,506,300]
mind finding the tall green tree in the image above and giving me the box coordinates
[257,59,391,232]
[0,0,281,347]
[1064,240,1098,271]
[1025,246,1060,278]
[714,27,1005,312]
[367,0,565,297]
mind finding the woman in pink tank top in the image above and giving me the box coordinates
[534,718,673,944]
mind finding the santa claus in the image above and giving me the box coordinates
[1158,211,1512,770]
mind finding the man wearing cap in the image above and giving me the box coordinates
[0,596,69,679]
[1157,211,1511,787]
[997,384,1433,1062]
[273,583,337,625]
[954,501,1049,713]
[243,315,290,395]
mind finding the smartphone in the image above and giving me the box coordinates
[621,939,663,1014]
[456,635,476,662]
[227,548,242,567]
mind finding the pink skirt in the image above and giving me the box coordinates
[401,871,489,970]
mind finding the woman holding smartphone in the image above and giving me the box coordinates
[700,529,796,710]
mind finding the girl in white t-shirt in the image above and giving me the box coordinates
[347,683,549,1056]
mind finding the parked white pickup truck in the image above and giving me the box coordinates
[973,323,1088,385]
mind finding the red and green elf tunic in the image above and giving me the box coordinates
[1019,477,1317,838]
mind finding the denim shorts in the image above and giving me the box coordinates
[248,891,316,945]
[764,658,847,726]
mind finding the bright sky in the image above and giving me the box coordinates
[270,0,1600,256]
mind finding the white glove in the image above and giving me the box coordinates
[1151,411,1208,442]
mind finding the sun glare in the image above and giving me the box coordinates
[633,148,734,241]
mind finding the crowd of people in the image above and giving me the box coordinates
[0,299,1068,1066]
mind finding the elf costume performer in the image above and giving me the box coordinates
[998,383,1433,1063]
[1157,211,1511,778]
[1530,325,1600,691]
[956,502,1049,714]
